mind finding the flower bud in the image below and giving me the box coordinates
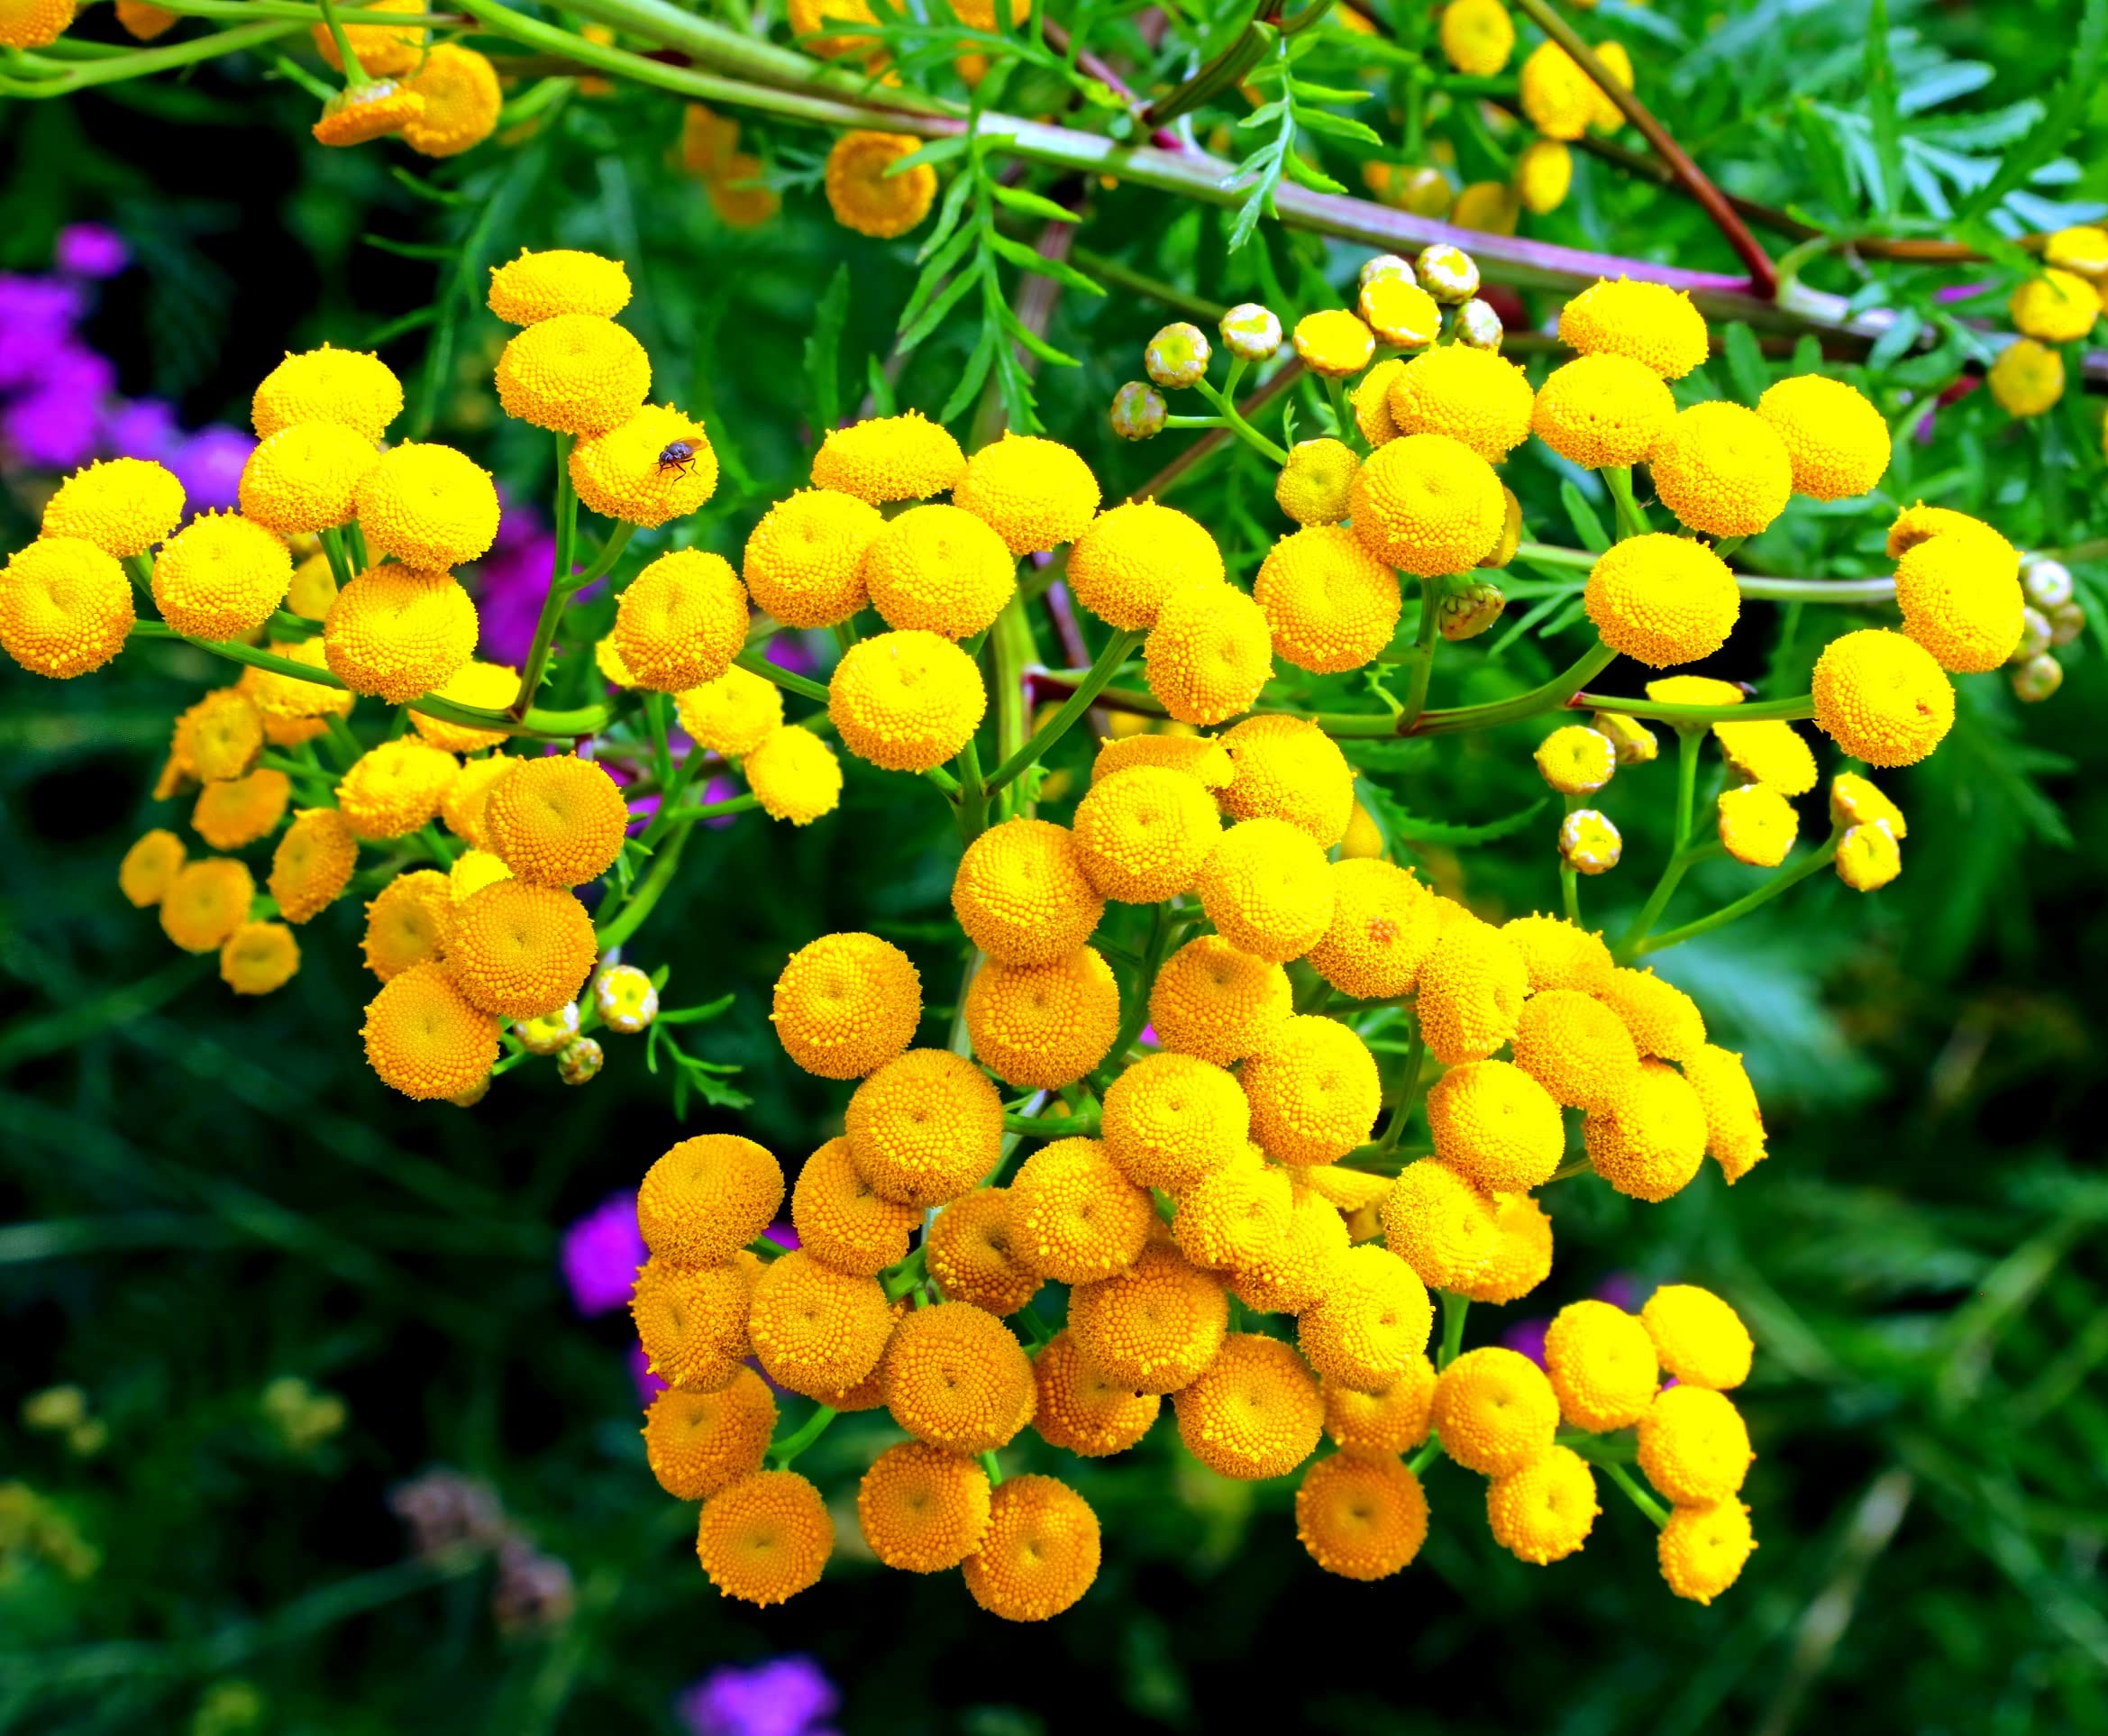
[1109,380,1167,441]
[1592,711,1659,763]
[2010,653,2064,702]
[1219,302,1283,361]
[1439,578,1507,641]
[2021,555,2074,609]
[1453,297,1504,351]
[2048,600,2085,646]
[1415,242,1479,304]
[1395,167,1453,219]
[448,1074,492,1108]
[1836,821,1902,891]
[2011,606,2053,662]
[1145,321,1210,389]
[594,962,660,1034]
[1359,252,1413,289]
[515,1000,580,1055]
[557,1035,605,1085]
[1558,808,1621,874]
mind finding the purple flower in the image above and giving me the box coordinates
[56,224,129,281]
[765,633,820,678]
[560,1191,644,1316]
[0,275,84,393]
[700,772,742,831]
[169,425,255,510]
[104,397,182,463]
[628,1343,668,1406]
[1501,1317,1550,1367]
[1593,1272,1640,1313]
[471,528,560,664]
[677,1656,840,1736]
[5,385,105,471]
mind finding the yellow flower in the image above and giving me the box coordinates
[1350,359,1405,448]
[1645,672,1743,708]
[1516,138,1573,215]
[613,548,748,691]
[1715,782,1797,867]
[1488,1445,1599,1565]
[926,1188,1042,1317]
[1356,279,1440,351]
[1451,180,1520,236]
[785,0,879,55]
[791,1132,918,1275]
[1894,530,2026,673]
[1518,40,1596,141]
[1425,1057,1564,1192]
[494,314,652,436]
[1595,964,1706,1060]
[354,443,500,569]
[1296,1453,1428,1581]
[1557,277,1709,379]
[253,344,403,444]
[1099,1050,1247,1192]
[695,1469,833,1606]
[1438,0,1512,74]
[324,565,479,703]
[1147,934,1291,1066]
[151,511,292,641]
[2044,224,2108,279]
[707,154,781,229]
[1583,533,1739,667]
[1384,344,1534,463]
[862,503,1016,639]
[1986,338,2064,416]
[360,868,452,980]
[637,1134,786,1265]
[1291,309,1377,379]
[824,130,937,238]
[311,0,424,72]
[449,846,512,903]
[1643,1283,1753,1390]
[285,553,337,621]
[1143,580,1274,724]
[772,930,922,1080]
[641,1369,772,1498]
[569,405,717,528]
[486,248,632,325]
[1194,818,1334,963]
[810,411,965,504]
[1416,916,1529,1064]
[443,880,597,1020]
[2010,267,2099,343]
[119,827,187,908]
[1215,713,1356,845]
[1558,807,1621,873]
[1030,1329,1161,1457]
[1534,723,1616,794]
[440,754,515,846]
[311,81,424,149]
[1173,1331,1323,1480]
[963,946,1120,1089]
[1501,912,1614,993]
[270,808,358,923]
[1682,1042,1768,1183]
[42,458,185,557]
[482,754,627,885]
[846,1046,1002,1207]
[1067,499,1223,631]
[1756,375,1890,500]
[1584,1056,1708,1201]
[337,738,459,842]
[1657,1497,1756,1605]
[1322,1357,1435,1457]
[160,857,254,953]
[220,921,300,995]
[741,488,884,629]
[1008,1138,1154,1284]
[1648,401,1793,538]
[962,1475,1100,1622]
[1835,819,1902,891]
[193,767,290,851]
[1348,432,1506,577]
[953,432,1100,556]
[1430,1346,1558,1475]
[0,536,132,679]
[408,661,517,755]
[1544,1299,1657,1432]
[1712,717,1816,793]
[1510,986,1638,1111]
[1298,1243,1432,1392]
[0,0,74,46]
[114,0,178,38]
[1592,712,1657,763]
[1811,626,1954,767]
[1308,858,1440,1000]
[1830,770,1906,838]
[744,725,843,825]
[1243,1013,1383,1166]
[881,1299,1032,1452]
[829,628,987,772]
[1273,439,1359,528]
[1381,1156,1499,1290]
[674,663,782,759]
[1587,39,1634,130]
[1638,1384,1754,1504]
[856,1440,991,1574]
[1070,764,1219,903]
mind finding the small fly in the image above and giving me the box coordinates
[655,440,698,477]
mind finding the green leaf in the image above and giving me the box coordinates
[1865,0,1903,219]
[1560,479,1611,553]
[1866,303,1925,371]
[1286,78,1372,105]
[1792,98,1857,220]
[1280,151,1347,195]
[986,230,1107,296]
[989,182,1080,223]
[1363,781,1549,846]
[1721,322,1771,407]
[1295,107,1383,146]
[885,135,968,178]
[802,264,851,442]
[866,352,898,416]
[939,322,999,424]
[1958,0,2108,223]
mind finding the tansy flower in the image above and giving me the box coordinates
[360,961,499,1100]
[410,661,518,756]
[1886,500,2009,562]
[0,0,75,48]
[953,432,1100,556]
[785,0,879,55]
[120,828,187,908]
[2045,224,2108,277]
[1486,1445,1598,1565]
[748,1249,894,1399]
[1297,1244,1432,1392]
[1712,717,1817,794]
[0,537,133,679]
[1584,534,1738,668]
[1232,1180,1351,1314]
[1648,401,1793,539]
[824,130,937,237]
[1194,818,1335,963]
[1716,783,1797,867]
[1273,439,1358,529]
[115,1,178,40]
[1171,1144,1292,1272]
[1544,1299,1658,1432]
[152,511,292,641]
[1352,358,1405,446]
[1510,986,1638,1111]
[443,880,596,1020]
[882,1300,1034,1454]
[193,768,290,851]
[675,664,783,760]
[1254,524,1401,675]
[637,1133,785,1265]
[1429,1346,1558,1476]
[2010,267,2099,343]
[1292,309,1377,379]
[570,405,718,528]
[1658,1497,1756,1605]
[41,457,185,557]
[963,947,1120,1089]
[695,1470,833,1606]
[1987,338,2064,417]
[239,637,353,726]
[829,629,987,772]
[1065,498,1223,632]
[1756,375,1890,500]
[1347,433,1505,577]
[790,1136,918,1277]
[1810,627,1954,767]
[856,1441,992,1572]
[159,857,254,954]
[1557,278,1708,379]
[706,153,780,229]
[1008,1138,1153,1284]
[1531,352,1675,470]
[312,81,424,150]
[1534,723,1615,794]
[1381,1157,1499,1290]
[1144,321,1209,389]
[252,343,402,442]
[1451,1191,1553,1305]
[337,739,459,841]
[1516,138,1573,214]
[1638,1384,1754,1505]
[1173,1332,1323,1480]
[771,931,922,1081]
[1031,1329,1161,1456]
[1414,918,1529,1064]
[1836,819,1903,891]
[1091,733,1235,789]
[1502,912,1614,993]
[952,817,1104,966]
[962,1475,1101,1622]
[240,424,379,537]
[926,1187,1042,1316]
[1219,302,1282,361]
[1242,1015,1383,1166]
[1830,770,1905,837]
[1100,1050,1250,1192]
[482,754,628,885]
[1425,1058,1565,1192]
[1584,1056,1708,1201]
[1595,964,1705,1061]
[450,848,512,904]
[487,249,632,325]
[1592,709,1658,764]
[311,0,424,71]
[1518,39,1597,141]
[1307,857,1440,1000]
[1416,242,1481,304]
[220,920,300,995]
[741,488,884,628]
[1109,380,1166,440]
[1071,764,1220,903]
[400,43,502,159]
[744,726,844,826]
[440,754,516,846]
[354,443,500,570]
[1143,581,1273,724]
[1147,934,1292,1065]
[809,412,965,504]
[1296,1454,1428,1581]
[1894,532,2026,673]
[641,1370,772,1498]
[612,548,747,691]
[632,1249,753,1389]
[1322,1357,1436,1457]
[862,503,1015,639]
[1357,277,1440,350]
[324,565,479,703]
[592,961,656,1033]
[495,314,652,436]
[1643,1283,1754,1390]
[1681,1043,1767,1182]
[1384,346,1534,463]
[360,869,452,980]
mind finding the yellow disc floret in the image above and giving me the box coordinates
[953,433,1100,557]
[1894,532,2026,673]
[41,457,185,557]
[360,869,452,980]
[1381,1157,1499,1290]
[1255,523,1401,674]
[324,565,479,703]
[482,754,628,886]
[1757,375,1890,501]
[675,664,783,759]
[251,344,403,442]
[1031,1329,1161,1456]
[1384,346,1534,463]
[192,768,290,851]
[791,1136,918,1278]
[1070,764,1221,903]
[1100,1050,1250,1192]
[1273,437,1359,528]
[1681,1045,1767,1183]
[926,1187,1043,1316]
[1649,402,1793,538]
[1297,1244,1432,1392]
[1216,714,1355,846]
[1638,1384,1754,1504]
[486,248,633,324]
[1429,1345,1558,1476]
[962,1475,1100,1622]
[643,1370,773,1498]
[1173,1331,1324,1480]
[637,1134,786,1265]
[632,1254,754,1393]
[963,947,1120,1089]
[1658,1497,1756,1604]
[1242,1015,1383,1166]
[862,503,1016,639]
[336,738,459,841]
[1148,935,1291,1065]
[1557,278,1708,379]
[1510,986,1639,1112]
[1641,1284,1753,1389]
[748,1249,894,1400]
[1347,433,1505,578]
[442,880,596,1020]
[569,404,718,529]
[695,1469,832,1606]
[1530,352,1675,470]
[1486,1443,1598,1565]
[882,1300,1034,1453]
[1414,918,1529,1064]
[1583,534,1739,667]
[612,548,748,692]
[844,1046,1004,1208]
[810,411,965,505]
[1066,499,1224,631]
[0,536,133,679]
[238,421,378,536]
[1193,818,1335,964]
[120,828,187,908]
[1583,1057,1708,1202]
[1008,1137,1154,1284]
[1810,626,1955,767]
[360,961,499,1101]
[741,488,885,629]
[1425,1059,1565,1192]
[1543,1299,1658,1431]
[400,42,503,157]
[494,314,651,436]
[1323,1356,1436,1456]
[353,443,500,570]
[952,817,1105,966]
[825,129,938,237]
[856,1440,991,1571]
[1296,1454,1428,1580]
[151,512,291,641]
[829,629,988,772]
[744,725,844,826]
[1308,858,1440,1001]
[1142,581,1274,725]
[771,931,922,1080]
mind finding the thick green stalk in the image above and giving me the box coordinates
[733,648,830,705]
[507,434,579,721]
[984,628,1144,794]
[768,1403,838,1468]
[1604,1459,1670,1529]
[1578,690,1814,725]
[990,592,1034,821]
[594,825,691,947]
[1437,1291,1469,1371]
[1637,833,1842,955]
[1398,578,1442,732]
[1615,725,1704,958]
[1191,376,1290,464]
[315,0,368,82]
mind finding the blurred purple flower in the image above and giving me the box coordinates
[765,633,819,678]
[1594,1271,1640,1312]
[5,383,105,470]
[0,276,84,392]
[766,1220,798,1252]
[104,397,182,463]
[561,1192,643,1316]
[473,526,560,664]
[628,1343,668,1406]
[1501,1317,1550,1367]
[56,224,129,280]
[168,425,255,510]
[678,1656,840,1736]
[700,772,742,830]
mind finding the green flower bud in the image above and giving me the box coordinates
[1145,321,1210,389]
[2021,555,2074,609]
[1218,301,1283,361]
[2011,606,2053,662]
[1416,242,1480,304]
[1109,380,1167,441]
[1454,297,1504,351]
[1439,577,1509,640]
[2011,653,2065,702]
[557,1036,605,1085]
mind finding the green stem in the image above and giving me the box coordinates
[954,736,988,844]
[1604,1459,1670,1530]
[1376,1027,1426,1154]
[882,1245,929,1302]
[1190,377,1291,465]
[1603,465,1648,541]
[1407,1437,1442,1476]
[1100,901,1171,1077]
[1614,726,1703,957]
[658,793,760,832]
[418,823,455,869]
[1395,639,1618,738]
[733,647,830,706]
[1636,832,1842,955]
[570,520,638,589]
[315,0,369,83]
[767,1403,838,1468]
[1398,578,1441,733]
[747,1233,791,1261]
[1437,1291,1469,1371]
[1003,1109,1101,1138]
[1546,1155,1592,1183]
[990,592,1034,821]
[594,824,692,947]
[508,433,579,722]
[0,19,302,96]
[979,1449,1005,1487]
[318,526,358,591]
[984,627,1144,794]
[324,713,363,769]
[1578,690,1813,725]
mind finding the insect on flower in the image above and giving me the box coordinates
[655,440,698,477]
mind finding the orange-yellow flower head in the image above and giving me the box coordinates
[643,1369,773,1499]
[790,1137,917,1277]
[1649,401,1793,539]
[1510,986,1639,1113]
[962,1475,1101,1622]
[151,511,291,641]
[1216,714,1355,847]
[570,405,718,529]
[336,738,459,842]
[856,1440,992,1572]
[1415,916,1529,1064]
[486,248,633,325]
[1348,433,1506,578]
[1291,309,1377,379]
[1171,1145,1293,1273]
[410,661,518,757]
[612,548,748,692]
[1430,1345,1558,1476]
[637,1133,786,1265]
[218,919,299,995]
[41,457,185,558]
[1893,530,2026,674]
[1173,1331,1324,1480]
[252,343,402,443]
[1254,523,1401,674]
[1810,626,1955,767]
[1307,858,1441,1001]
[1194,818,1335,964]
[744,724,844,827]
[360,961,499,1101]
[1658,1497,1757,1604]
[844,1046,1004,1209]
[1242,1015,1382,1167]
[926,1187,1043,1317]
[1534,723,1617,796]
[674,665,782,760]
[695,1469,832,1606]
[953,432,1100,557]
[1424,1058,1565,1192]
[192,767,289,851]
[1322,1356,1436,1457]
[771,931,922,1081]
[1502,912,1614,994]
[120,828,187,909]
[1584,534,1739,668]
[324,565,478,703]
[1487,1443,1599,1565]
[1596,964,1707,1061]
[741,488,884,630]
[1716,783,1798,868]
[1295,1454,1428,1580]
[862,502,1015,640]
[829,629,988,773]
[360,869,452,980]
[748,1249,894,1400]
[398,44,502,158]
[2010,266,2099,343]
[882,1300,1034,1453]
[354,442,500,571]
[952,817,1105,966]
[632,1253,755,1393]
[311,80,424,150]
[1071,764,1221,903]
[495,314,651,437]
[0,0,77,50]
[1143,580,1273,726]
[1531,352,1675,470]
[1384,346,1535,464]
[1147,935,1291,1066]
[1757,374,1890,501]
[1642,1283,1753,1390]
[1066,1243,1228,1395]
[1584,1056,1708,1202]
[811,411,966,505]
[1273,437,1358,529]
[1031,1329,1161,1457]
[1297,1243,1433,1393]
[824,130,937,238]
[237,421,378,537]
[1008,1137,1154,1284]
[441,880,596,1020]
[1100,1049,1249,1192]
[1681,1044,1768,1183]
[1544,1298,1658,1432]
[1638,1384,1754,1505]
[1066,499,1224,632]
[963,947,1120,1089]
[481,755,627,886]
[1381,1156,1499,1291]
[0,536,132,679]
[1558,277,1709,379]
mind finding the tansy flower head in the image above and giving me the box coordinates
[856,1440,992,1573]
[1658,1497,1757,1605]
[882,1300,1033,1454]
[1584,1056,1708,1201]
[1646,673,1743,708]
[2010,267,2099,343]
[1810,626,1954,767]
[1172,1143,1292,1273]
[1381,1157,1498,1290]
[1534,723,1616,795]
[114,0,177,40]
[675,664,783,760]
[1008,1137,1154,1284]
[1384,345,1534,464]
[1254,523,1403,676]
[1425,1058,1565,1192]
[495,314,651,437]
[926,1187,1042,1316]
[0,537,132,679]
[1650,401,1793,538]
[1292,309,1377,379]
[963,1475,1101,1622]
[810,411,965,504]
[1219,301,1282,361]
[1757,375,1890,501]
[442,880,597,1020]
[953,432,1100,556]
[1173,1331,1323,1481]
[238,637,352,726]
[42,457,184,557]
[450,848,511,905]
[311,0,423,71]
[1531,352,1675,470]
[1836,819,1903,891]
[1071,764,1221,903]
[741,488,884,629]
[1297,1243,1432,1392]
[238,422,379,538]
[570,405,718,528]
[1066,498,1224,632]
[1031,1329,1161,1457]
[1144,321,1210,389]
[642,1370,773,1499]
[1109,379,1167,441]
[1557,278,1708,379]
[152,511,292,641]
[1451,1190,1553,1305]
[1067,1244,1227,1395]
[1712,717,1817,794]
[631,1252,755,1393]
[1147,934,1292,1065]
[1194,818,1335,964]
[1431,1345,1558,1475]
[591,961,657,1033]
[1643,1283,1754,1390]
[1638,1384,1754,1505]
[612,548,747,691]
[1518,38,1596,139]
[1510,986,1638,1112]
[829,629,987,772]
[1100,1048,1254,1200]
[1595,964,1705,1061]
[748,1250,893,1400]
[1348,433,1505,577]
[441,754,516,847]
[360,868,452,980]
[696,1469,832,1606]
[862,503,1015,640]
[400,42,501,158]
[360,961,498,1100]
[1559,807,1621,873]
[1830,770,1906,838]
[355,443,500,570]
[1143,581,1273,724]
[1230,1176,1350,1314]
[337,738,459,841]
[1487,1443,1598,1565]
[1517,137,1574,214]
[1273,438,1359,528]
[1242,1015,1383,1167]
[825,130,938,237]
[159,857,254,954]
[411,661,518,756]
[0,0,75,48]
[1358,275,1441,351]
[120,828,187,908]
[487,248,633,325]
[1987,338,2063,417]
[252,343,402,443]
[963,946,1120,1090]
[1894,532,2026,674]
[1296,1454,1428,1581]
[482,754,626,886]
[1415,918,1529,1064]
[219,919,299,995]
[1502,912,1614,994]
[311,79,425,150]
[1584,534,1739,667]
[951,816,1103,967]
[1545,1299,1658,1432]
[1681,1043,1767,1182]
[1415,242,1480,304]
[790,1136,917,1277]
[192,767,290,851]
[324,565,479,703]
[1323,1356,1436,1457]
[1352,357,1406,447]
[1592,709,1658,764]
[1716,782,1798,867]
[636,1133,783,1266]
[771,931,922,1081]
[744,725,843,826]
[1886,501,2009,562]
[1308,857,1440,1000]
